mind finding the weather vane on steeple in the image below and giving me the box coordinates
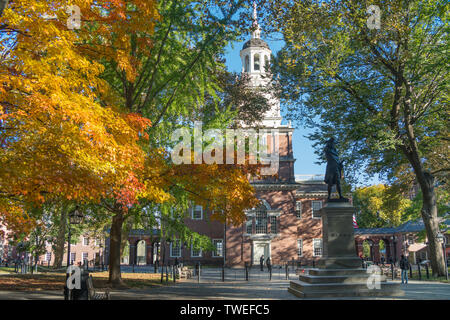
[251,1,261,39]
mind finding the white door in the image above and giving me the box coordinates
[253,242,270,264]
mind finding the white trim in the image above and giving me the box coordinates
[191,205,203,220]
[191,244,202,258]
[212,239,223,258]
[295,201,302,219]
[297,239,303,257]
[311,200,323,219]
[313,238,323,257]
[170,240,181,258]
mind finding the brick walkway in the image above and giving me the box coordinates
[0,267,449,300]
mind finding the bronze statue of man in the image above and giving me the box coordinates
[324,137,344,200]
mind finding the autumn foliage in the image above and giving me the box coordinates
[0,0,260,237]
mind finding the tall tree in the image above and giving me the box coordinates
[353,184,412,228]
[266,0,449,275]
[76,0,264,286]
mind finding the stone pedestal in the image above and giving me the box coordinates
[288,201,403,299]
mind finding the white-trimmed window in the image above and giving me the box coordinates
[313,239,323,257]
[83,237,89,246]
[191,205,203,220]
[191,244,202,258]
[213,239,223,257]
[255,211,268,234]
[270,216,277,234]
[46,252,51,262]
[245,55,249,72]
[82,252,88,262]
[297,239,303,257]
[70,252,76,264]
[254,53,260,71]
[312,201,323,219]
[295,201,302,218]
[170,240,181,257]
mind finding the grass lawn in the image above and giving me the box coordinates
[407,268,450,283]
[0,267,15,274]
[0,272,175,291]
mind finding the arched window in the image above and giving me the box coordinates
[244,55,249,72]
[254,54,260,71]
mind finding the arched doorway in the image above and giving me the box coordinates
[379,239,386,263]
[121,241,130,265]
[136,240,146,265]
[362,239,373,261]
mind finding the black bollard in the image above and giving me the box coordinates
[312,260,315,268]
[166,265,169,282]
[285,263,288,280]
[222,264,225,282]
[245,263,249,281]
[269,267,272,281]
[418,264,422,280]
[160,264,164,283]
[425,264,429,279]
[197,262,201,283]
[409,264,413,279]
[132,263,135,273]
[391,263,394,280]
[173,265,176,283]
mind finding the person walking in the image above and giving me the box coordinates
[400,254,409,284]
[260,255,264,271]
[266,257,271,273]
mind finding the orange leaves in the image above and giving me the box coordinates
[124,113,152,141]
[0,1,159,222]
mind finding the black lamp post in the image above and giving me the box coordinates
[392,235,397,265]
[437,232,448,281]
[66,206,83,268]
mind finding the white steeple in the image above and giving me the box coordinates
[252,1,261,39]
[239,2,284,128]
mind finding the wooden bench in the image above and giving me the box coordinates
[87,275,110,300]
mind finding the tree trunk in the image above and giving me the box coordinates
[0,0,9,17]
[416,172,445,276]
[108,211,125,287]
[405,143,446,276]
[53,206,67,269]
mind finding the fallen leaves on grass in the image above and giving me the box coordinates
[0,272,172,291]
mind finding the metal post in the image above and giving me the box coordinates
[165,265,168,282]
[418,263,422,280]
[409,264,412,279]
[312,259,315,268]
[425,263,430,279]
[173,265,176,283]
[269,266,272,281]
[285,263,288,280]
[391,263,394,280]
[443,240,449,281]
[222,264,224,282]
[198,262,201,283]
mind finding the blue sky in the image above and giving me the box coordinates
[224,37,328,178]
[224,36,383,186]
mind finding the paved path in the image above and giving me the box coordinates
[0,267,448,300]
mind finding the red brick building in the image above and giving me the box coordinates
[150,13,329,268]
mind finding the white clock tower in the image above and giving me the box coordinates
[239,2,285,128]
